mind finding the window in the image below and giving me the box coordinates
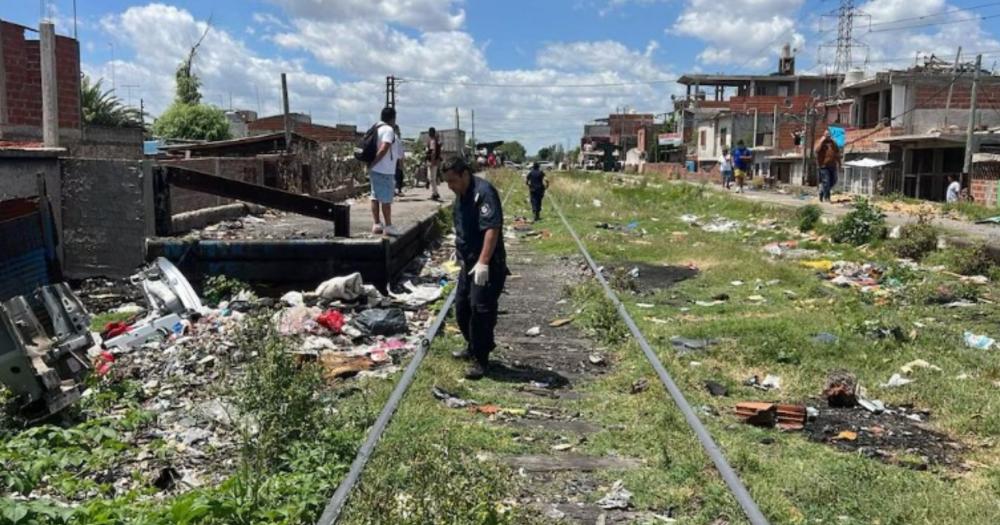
[719,127,728,147]
[700,130,706,147]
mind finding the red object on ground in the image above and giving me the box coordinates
[317,310,345,333]
[95,351,116,376]
[103,321,131,338]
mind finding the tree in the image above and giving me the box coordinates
[152,21,231,141]
[537,147,552,161]
[496,141,526,163]
[152,103,230,141]
[80,75,143,128]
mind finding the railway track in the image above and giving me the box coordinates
[317,176,770,525]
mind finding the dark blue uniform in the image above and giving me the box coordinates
[454,176,508,366]
[526,168,546,220]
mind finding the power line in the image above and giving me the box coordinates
[868,12,1000,33]
[397,77,677,88]
[868,1,1000,27]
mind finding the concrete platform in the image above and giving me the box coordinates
[146,184,455,290]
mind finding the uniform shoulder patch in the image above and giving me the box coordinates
[480,203,491,216]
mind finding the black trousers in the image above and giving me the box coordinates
[455,263,507,365]
[529,189,544,218]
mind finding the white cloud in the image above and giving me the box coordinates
[672,0,806,68]
[89,2,681,152]
[267,0,465,31]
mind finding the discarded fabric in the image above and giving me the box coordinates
[315,272,364,302]
[881,373,913,388]
[964,331,996,350]
[596,480,632,510]
[316,310,345,333]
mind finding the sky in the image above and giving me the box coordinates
[6,0,1000,152]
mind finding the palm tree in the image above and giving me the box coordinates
[80,75,144,128]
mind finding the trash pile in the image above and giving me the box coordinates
[1,242,454,502]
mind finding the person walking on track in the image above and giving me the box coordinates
[526,162,548,222]
[443,156,509,380]
[426,127,443,201]
[815,129,841,203]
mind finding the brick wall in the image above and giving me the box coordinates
[914,82,1000,110]
[61,159,153,278]
[1,21,81,131]
[972,161,1000,206]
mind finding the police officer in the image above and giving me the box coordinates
[442,156,509,379]
[526,162,548,221]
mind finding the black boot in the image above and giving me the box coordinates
[464,359,488,380]
[451,345,472,360]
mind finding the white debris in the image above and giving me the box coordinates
[315,272,364,301]
[881,373,913,388]
[597,480,632,510]
[280,291,304,307]
[525,326,541,337]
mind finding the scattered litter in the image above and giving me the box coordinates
[730,280,744,286]
[630,378,649,394]
[943,300,977,308]
[705,381,728,397]
[316,310,345,333]
[389,281,443,307]
[319,352,374,379]
[432,386,475,408]
[812,332,839,344]
[694,300,726,307]
[315,272,364,302]
[635,303,655,308]
[679,214,699,224]
[670,336,718,354]
[748,295,766,302]
[881,373,913,388]
[834,430,858,441]
[592,199,603,207]
[549,318,573,327]
[702,218,740,233]
[353,308,408,336]
[964,331,995,350]
[280,291,304,307]
[551,443,575,451]
[745,374,781,390]
[857,397,886,414]
[596,480,632,510]
[589,354,606,366]
[525,326,542,337]
[900,359,941,374]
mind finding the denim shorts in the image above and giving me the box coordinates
[370,170,394,204]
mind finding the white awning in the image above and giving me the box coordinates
[844,158,893,168]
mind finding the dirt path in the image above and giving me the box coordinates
[481,233,647,524]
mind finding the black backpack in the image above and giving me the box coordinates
[355,122,383,164]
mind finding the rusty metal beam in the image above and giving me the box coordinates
[164,166,350,237]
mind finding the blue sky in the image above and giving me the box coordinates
[6,0,1000,151]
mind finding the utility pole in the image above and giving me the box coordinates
[944,47,962,129]
[281,73,291,150]
[40,21,58,148]
[385,75,396,108]
[801,107,812,186]
[963,54,982,183]
[139,98,145,130]
[471,109,475,150]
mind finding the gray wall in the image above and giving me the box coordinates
[60,158,153,278]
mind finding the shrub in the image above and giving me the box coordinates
[203,274,252,305]
[796,204,822,232]
[831,198,886,246]
[927,243,997,276]
[888,221,938,260]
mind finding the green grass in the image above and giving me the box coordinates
[942,201,1000,222]
[89,310,137,332]
[342,170,1000,524]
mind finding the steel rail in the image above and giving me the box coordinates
[550,193,771,525]
[317,178,512,524]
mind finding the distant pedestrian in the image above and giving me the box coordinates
[426,127,442,200]
[719,148,734,189]
[815,129,841,202]
[393,124,405,196]
[732,140,752,193]
[526,162,548,221]
[443,156,509,380]
[368,107,401,236]
[946,174,961,203]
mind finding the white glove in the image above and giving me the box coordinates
[469,262,489,286]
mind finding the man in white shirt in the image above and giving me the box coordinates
[369,107,400,236]
[946,174,961,203]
